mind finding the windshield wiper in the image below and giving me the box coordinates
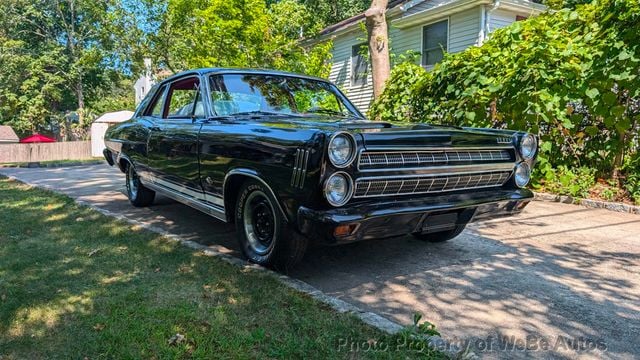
[232,111,292,117]
[305,109,347,116]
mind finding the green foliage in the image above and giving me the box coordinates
[0,0,141,137]
[0,0,333,137]
[410,312,440,338]
[622,153,640,204]
[370,0,640,178]
[535,166,596,198]
[368,62,426,123]
[150,0,332,78]
[544,0,593,10]
[292,0,370,27]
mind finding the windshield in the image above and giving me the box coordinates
[208,74,362,119]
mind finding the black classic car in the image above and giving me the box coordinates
[104,68,538,268]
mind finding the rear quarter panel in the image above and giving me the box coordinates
[104,118,152,171]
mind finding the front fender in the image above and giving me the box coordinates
[223,168,290,222]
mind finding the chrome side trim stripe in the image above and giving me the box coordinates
[142,181,227,222]
[138,173,225,207]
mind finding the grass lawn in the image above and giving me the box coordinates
[0,177,445,359]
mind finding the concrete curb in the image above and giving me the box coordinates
[534,192,640,215]
[0,160,104,169]
[2,175,468,359]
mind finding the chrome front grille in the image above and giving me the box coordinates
[358,149,512,170]
[353,171,512,198]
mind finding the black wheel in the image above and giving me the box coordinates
[235,180,307,269]
[125,163,155,207]
[412,224,466,243]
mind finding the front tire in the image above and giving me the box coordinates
[412,224,466,243]
[235,180,307,269]
[125,163,155,207]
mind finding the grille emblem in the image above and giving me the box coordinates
[496,137,513,144]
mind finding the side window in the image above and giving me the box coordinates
[146,85,167,117]
[351,43,369,87]
[422,19,448,67]
[165,77,202,119]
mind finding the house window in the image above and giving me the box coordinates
[422,19,448,67]
[351,43,369,86]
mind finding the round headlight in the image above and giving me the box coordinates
[514,162,531,188]
[519,134,537,160]
[328,132,356,168]
[324,172,353,207]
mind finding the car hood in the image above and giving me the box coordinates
[259,117,519,149]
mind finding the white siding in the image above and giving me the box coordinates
[389,25,423,58]
[390,8,481,64]
[449,8,481,53]
[328,7,482,112]
[489,9,516,32]
[327,30,374,113]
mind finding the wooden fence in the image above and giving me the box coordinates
[0,141,93,163]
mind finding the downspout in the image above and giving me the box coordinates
[483,0,501,44]
[479,5,486,45]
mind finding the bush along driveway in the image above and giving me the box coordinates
[0,177,445,359]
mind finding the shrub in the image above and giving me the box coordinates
[623,153,640,204]
[535,166,596,198]
[367,62,426,123]
[369,0,640,179]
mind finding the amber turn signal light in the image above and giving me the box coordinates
[334,224,357,237]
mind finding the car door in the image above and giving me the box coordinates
[146,75,205,200]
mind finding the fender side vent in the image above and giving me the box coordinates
[291,148,310,189]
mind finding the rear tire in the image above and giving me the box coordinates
[412,224,466,243]
[125,163,155,207]
[235,180,307,270]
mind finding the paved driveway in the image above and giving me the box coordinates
[2,164,639,359]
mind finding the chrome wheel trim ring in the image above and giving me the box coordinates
[127,166,139,200]
[242,190,276,256]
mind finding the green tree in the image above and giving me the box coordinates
[148,0,331,78]
[0,0,139,136]
[292,0,370,26]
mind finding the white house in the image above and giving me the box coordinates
[90,111,134,157]
[134,58,155,105]
[317,0,546,112]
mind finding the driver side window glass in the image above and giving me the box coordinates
[148,86,167,117]
[166,77,201,119]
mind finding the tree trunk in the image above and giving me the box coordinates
[365,0,390,99]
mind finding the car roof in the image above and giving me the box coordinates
[160,68,331,84]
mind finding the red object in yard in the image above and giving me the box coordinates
[20,134,56,143]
